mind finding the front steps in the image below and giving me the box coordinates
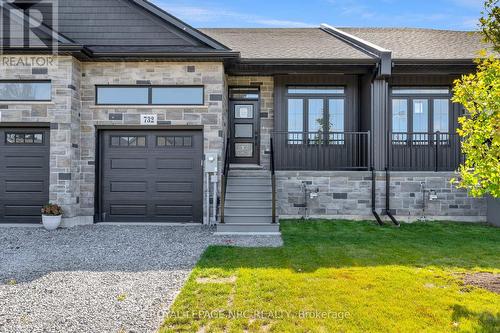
[217,166,280,234]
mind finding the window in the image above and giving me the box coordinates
[390,87,451,145]
[6,133,43,144]
[229,87,259,100]
[97,87,149,105]
[152,87,203,105]
[96,86,204,105]
[235,105,254,119]
[0,81,51,101]
[110,136,146,147]
[288,86,345,95]
[286,86,346,145]
[157,136,192,147]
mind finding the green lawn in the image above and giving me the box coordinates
[161,221,500,333]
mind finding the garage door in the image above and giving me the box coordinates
[0,128,50,224]
[100,130,203,223]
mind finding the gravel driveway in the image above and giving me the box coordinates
[0,225,282,333]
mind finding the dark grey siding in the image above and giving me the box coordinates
[371,79,389,170]
[39,0,203,46]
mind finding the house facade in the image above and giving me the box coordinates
[0,0,486,230]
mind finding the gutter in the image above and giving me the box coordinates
[320,24,392,77]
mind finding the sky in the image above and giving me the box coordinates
[151,0,484,30]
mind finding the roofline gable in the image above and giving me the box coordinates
[127,0,232,50]
[321,24,392,76]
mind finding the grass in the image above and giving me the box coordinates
[161,220,500,333]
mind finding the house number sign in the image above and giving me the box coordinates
[140,114,158,125]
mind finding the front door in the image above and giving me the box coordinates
[230,100,260,164]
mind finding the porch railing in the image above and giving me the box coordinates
[220,137,231,224]
[272,131,371,171]
[388,132,463,171]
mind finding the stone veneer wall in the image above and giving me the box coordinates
[277,171,486,222]
[226,76,274,169]
[80,62,226,222]
[0,56,83,226]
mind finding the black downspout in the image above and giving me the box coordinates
[372,167,384,226]
[385,168,400,226]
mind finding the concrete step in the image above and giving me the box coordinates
[225,206,272,215]
[225,215,273,224]
[229,170,270,177]
[224,199,271,207]
[230,164,263,170]
[216,223,280,234]
[227,184,271,192]
[227,177,271,186]
[226,191,272,200]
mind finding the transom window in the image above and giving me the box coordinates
[0,81,51,101]
[110,136,146,147]
[391,87,451,145]
[6,132,44,144]
[96,86,204,105]
[286,86,345,144]
[157,136,192,147]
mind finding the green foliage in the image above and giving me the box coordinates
[41,203,63,216]
[480,0,500,52]
[452,0,500,198]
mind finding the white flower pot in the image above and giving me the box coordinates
[42,215,62,231]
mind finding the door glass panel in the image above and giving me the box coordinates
[413,99,429,144]
[288,99,304,144]
[308,99,324,144]
[235,143,253,157]
[433,99,449,133]
[235,105,254,119]
[235,124,253,138]
[329,99,345,144]
[392,99,408,144]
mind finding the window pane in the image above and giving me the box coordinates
[229,88,259,100]
[433,99,449,133]
[97,87,149,105]
[235,124,253,138]
[287,99,303,132]
[308,99,324,132]
[413,99,429,132]
[0,82,51,101]
[392,99,408,133]
[392,87,450,95]
[183,137,192,147]
[288,86,344,94]
[235,105,254,119]
[329,99,345,132]
[152,87,203,105]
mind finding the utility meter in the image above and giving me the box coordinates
[205,153,218,173]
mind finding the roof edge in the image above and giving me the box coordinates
[320,24,392,76]
[128,0,232,51]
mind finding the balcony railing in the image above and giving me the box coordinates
[389,132,463,171]
[272,131,371,171]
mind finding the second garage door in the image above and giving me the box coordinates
[100,130,203,223]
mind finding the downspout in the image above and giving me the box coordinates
[372,168,384,226]
[385,168,400,226]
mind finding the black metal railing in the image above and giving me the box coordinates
[270,137,276,223]
[220,137,231,224]
[389,132,463,171]
[272,131,371,171]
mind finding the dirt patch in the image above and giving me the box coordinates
[463,273,500,294]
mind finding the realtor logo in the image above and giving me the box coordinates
[0,0,59,56]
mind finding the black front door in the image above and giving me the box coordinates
[230,101,260,164]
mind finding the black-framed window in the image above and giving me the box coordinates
[96,86,204,105]
[390,87,452,145]
[6,132,44,145]
[285,86,346,145]
[110,136,146,147]
[229,87,259,100]
[156,136,192,147]
[0,81,51,101]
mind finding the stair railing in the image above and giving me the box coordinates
[220,138,231,224]
[270,136,277,223]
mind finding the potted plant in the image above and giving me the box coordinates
[41,203,63,230]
